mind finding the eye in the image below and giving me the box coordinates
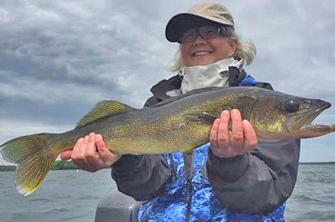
[179,28,197,42]
[180,32,196,43]
[203,28,218,37]
[204,29,216,35]
[284,99,300,113]
[183,32,194,38]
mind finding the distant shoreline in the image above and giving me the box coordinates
[299,161,335,165]
[0,160,80,171]
[1,161,335,171]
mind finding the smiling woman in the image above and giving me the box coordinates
[168,14,256,72]
[59,2,303,222]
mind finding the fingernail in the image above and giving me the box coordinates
[221,110,229,117]
[242,120,251,126]
[232,109,239,116]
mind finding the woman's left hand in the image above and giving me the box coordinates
[210,109,258,159]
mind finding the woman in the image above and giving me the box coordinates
[61,3,300,222]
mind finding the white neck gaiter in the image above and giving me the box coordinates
[179,58,245,94]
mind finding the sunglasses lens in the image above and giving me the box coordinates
[199,26,220,39]
[180,28,197,43]
[179,25,223,43]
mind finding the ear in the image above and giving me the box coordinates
[228,39,237,57]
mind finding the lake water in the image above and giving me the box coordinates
[1,164,335,222]
[0,169,114,222]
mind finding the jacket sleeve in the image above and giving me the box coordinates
[206,139,300,214]
[111,154,172,201]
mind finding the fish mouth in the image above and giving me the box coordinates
[285,100,331,133]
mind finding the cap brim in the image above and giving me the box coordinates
[165,13,233,43]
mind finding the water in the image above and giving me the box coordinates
[285,164,335,222]
[1,165,335,222]
[0,169,115,222]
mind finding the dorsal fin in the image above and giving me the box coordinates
[75,100,134,129]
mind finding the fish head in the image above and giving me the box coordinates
[248,90,333,140]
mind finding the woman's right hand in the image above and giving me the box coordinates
[60,132,121,172]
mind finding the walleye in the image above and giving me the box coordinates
[1,87,334,196]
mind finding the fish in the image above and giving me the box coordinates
[1,86,334,196]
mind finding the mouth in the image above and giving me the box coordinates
[285,100,332,137]
[192,51,213,57]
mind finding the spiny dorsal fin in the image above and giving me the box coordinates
[75,100,134,129]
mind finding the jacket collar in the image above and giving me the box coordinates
[149,67,247,100]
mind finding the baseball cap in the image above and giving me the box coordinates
[166,2,235,43]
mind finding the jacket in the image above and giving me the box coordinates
[111,69,300,221]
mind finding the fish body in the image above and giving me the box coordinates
[1,86,334,196]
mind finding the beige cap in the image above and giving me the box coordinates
[166,2,235,43]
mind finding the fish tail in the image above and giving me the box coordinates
[0,133,59,196]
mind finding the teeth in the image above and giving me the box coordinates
[193,51,211,56]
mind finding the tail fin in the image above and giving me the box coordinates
[0,133,58,196]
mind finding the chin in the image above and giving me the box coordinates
[192,59,214,66]
[190,55,220,66]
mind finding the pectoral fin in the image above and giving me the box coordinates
[184,112,218,124]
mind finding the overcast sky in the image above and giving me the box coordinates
[0,0,334,165]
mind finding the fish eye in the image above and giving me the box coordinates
[284,99,300,113]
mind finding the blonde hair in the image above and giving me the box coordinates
[169,27,256,72]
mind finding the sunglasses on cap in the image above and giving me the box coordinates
[178,25,230,44]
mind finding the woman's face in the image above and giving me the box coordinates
[181,30,237,67]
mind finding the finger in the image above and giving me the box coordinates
[217,110,230,148]
[82,134,105,172]
[85,132,102,166]
[210,118,221,148]
[73,136,86,157]
[78,134,100,172]
[72,136,91,168]
[60,150,73,160]
[96,134,120,166]
[242,120,258,151]
[230,109,244,149]
[95,134,106,152]
[70,137,84,161]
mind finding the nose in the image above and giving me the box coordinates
[193,34,206,45]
